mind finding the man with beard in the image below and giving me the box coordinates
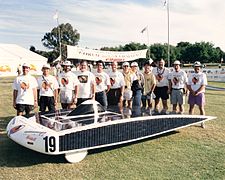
[152,59,170,114]
[12,63,38,116]
[76,60,96,106]
[187,61,207,128]
[94,60,111,110]
[168,61,187,114]
[58,61,79,109]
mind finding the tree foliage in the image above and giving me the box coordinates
[41,23,80,62]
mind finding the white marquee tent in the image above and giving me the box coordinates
[0,44,47,76]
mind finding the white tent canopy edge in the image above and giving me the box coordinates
[0,44,47,76]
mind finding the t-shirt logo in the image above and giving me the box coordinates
[173,77,179,85]
[110,77,115,86]
[192,76,199,84]
[78,75,88,83]
[20,82,29,90]
[95,76,102,85]
[156,74,163,82]
[42,81,52,90]
[61,78,69,87]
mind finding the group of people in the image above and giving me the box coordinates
[12,59,207,127]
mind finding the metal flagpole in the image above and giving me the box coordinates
[146,26,151,60]
[54,10,62,62]
[166,0,170,67]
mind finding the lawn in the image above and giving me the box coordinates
[0,77,225,180]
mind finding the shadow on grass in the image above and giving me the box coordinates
[0,116,14,133]
[0,116,67,167]
[1,115,178,167]
[0,133,67,167]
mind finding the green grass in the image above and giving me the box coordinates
[0,77,225,180]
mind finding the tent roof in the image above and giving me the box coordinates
[0,43,47,63]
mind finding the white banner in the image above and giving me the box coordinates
[67,45,147,62]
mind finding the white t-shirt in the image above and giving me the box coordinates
[94,71,111,93]
[187,72,207,92]
[37,75,59,97]
[58,71,79,92]
[168,70,187,89]
[12,74,38,105]
[152,67,170,87]
[77,70,96,98]
[108,70,125,89]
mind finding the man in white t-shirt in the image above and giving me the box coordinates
[107,61,125,111]
[152,59,170,114]
[168,60,187,114]
[58,61,79,109]
[77,60,96,106]
[37,64,59,113]
[187,61,207,128]
[12,63,38,116]
[94,60,111,110]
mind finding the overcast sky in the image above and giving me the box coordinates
[0,0,225,51]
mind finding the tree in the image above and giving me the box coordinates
[150,43,166,61]
[177,41,223,64]
[41,23,80,62]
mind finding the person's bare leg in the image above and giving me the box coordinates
[154,98,160,113]
[161,100,168,114]
[179,104,184,114]
[172,104,177,114]
[199,105,205,128]
[189,104,195,115]
[128,100,132,109]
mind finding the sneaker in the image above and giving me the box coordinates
[170,111,177,115]
[201,122,205,129]
[160,109,168,115]
[153,109,159,115]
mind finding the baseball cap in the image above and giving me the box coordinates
[22,63,30,68]
[131,62,138,67]
[122,62,129,67]
[42,64,50,69]
[193,61,202,67]
[62,60,73,66]
[173,60,181,65]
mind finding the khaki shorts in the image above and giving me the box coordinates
[170,89,185,105]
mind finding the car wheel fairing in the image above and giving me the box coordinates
[65,150,88,163]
